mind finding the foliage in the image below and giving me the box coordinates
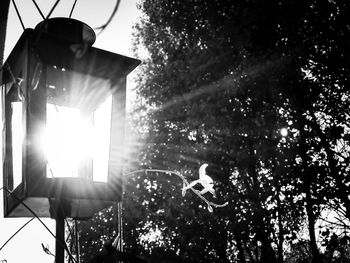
[77,205,119,262]
[78,0,350,262]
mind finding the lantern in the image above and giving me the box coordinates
[1,18,140,219]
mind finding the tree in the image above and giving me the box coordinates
[131,1,303,262]
[78,1,350,262]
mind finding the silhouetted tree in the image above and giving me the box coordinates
[78,1,350,262]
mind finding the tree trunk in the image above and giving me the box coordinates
[0,0,10,65]
[246,152,277,263]
[305,184,320,263]
[276,191,284,263]
[217,226,230,263]
[256,221,278,263]
[298,113,320,263]
[233,230,246,263]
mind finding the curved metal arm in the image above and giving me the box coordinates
[124,167,228,212]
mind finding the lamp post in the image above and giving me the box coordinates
[0,18,140,262]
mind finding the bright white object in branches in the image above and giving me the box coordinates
[182,164,216,198]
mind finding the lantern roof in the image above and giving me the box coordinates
[35,17,96,46]
[3,23,140,85]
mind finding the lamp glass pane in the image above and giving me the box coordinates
[45,104,81,178]
[92,95,112,182]
[43,66,113,182]
[11,101,23,189]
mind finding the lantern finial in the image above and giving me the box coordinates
[35,17,96,46]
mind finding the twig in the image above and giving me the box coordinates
[41,243,55,257]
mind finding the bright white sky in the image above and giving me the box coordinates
[0,0,141,262]
[4,0,141,58]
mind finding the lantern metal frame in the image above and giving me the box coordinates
[1,25,140,219]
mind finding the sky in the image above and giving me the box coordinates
[0,0,141,262]
[4,0,141,59]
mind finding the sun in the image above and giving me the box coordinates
[280,128,288,137]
